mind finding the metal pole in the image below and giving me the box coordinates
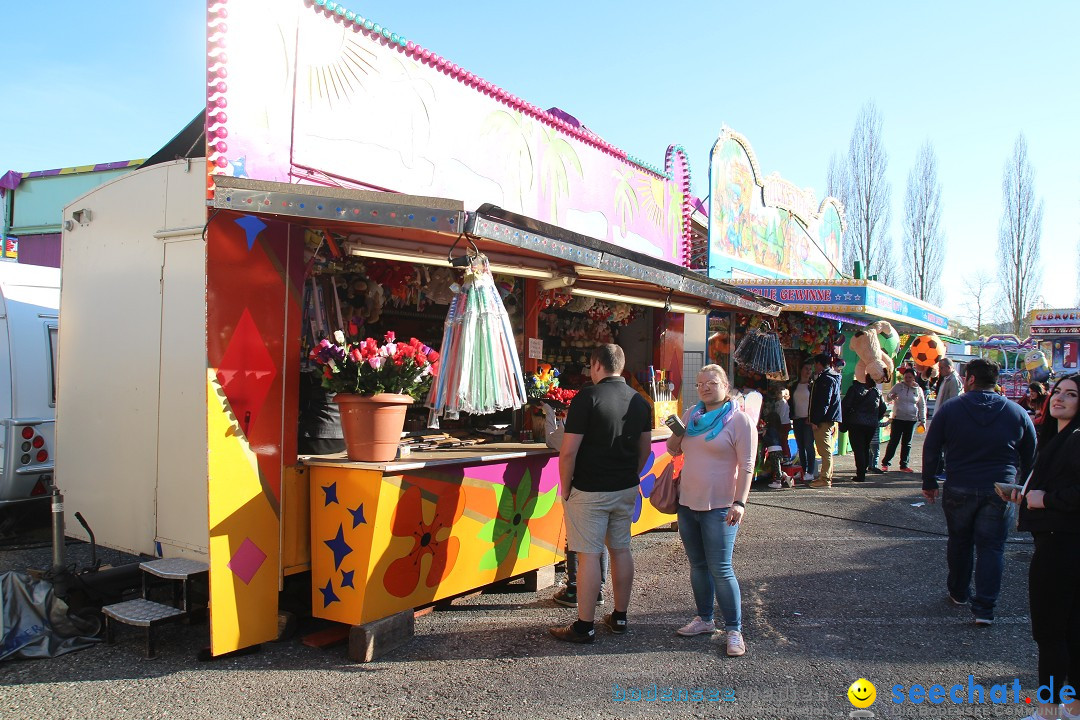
[51,487,65,572]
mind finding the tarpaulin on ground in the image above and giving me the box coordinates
[0,571,100,660]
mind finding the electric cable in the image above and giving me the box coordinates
[747,495,1034,545]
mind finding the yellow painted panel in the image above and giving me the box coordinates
[282,465,311,573]
[207,374,279,654]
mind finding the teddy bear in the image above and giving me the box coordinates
[849,320,898,384]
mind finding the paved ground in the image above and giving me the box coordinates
[0,437,1043,720]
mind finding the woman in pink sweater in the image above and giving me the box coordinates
[666,364,756,657]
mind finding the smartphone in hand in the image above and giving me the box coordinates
[664,414,686,436]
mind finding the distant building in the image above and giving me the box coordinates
[0,160,144,267]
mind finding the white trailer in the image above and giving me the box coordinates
[0,262,60,509]
[56,159,208,559]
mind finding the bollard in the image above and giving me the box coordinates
[51,487,65,572]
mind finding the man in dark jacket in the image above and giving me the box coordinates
[841,378,888,482]
[922,359,1036,626]
[808,353,842,488]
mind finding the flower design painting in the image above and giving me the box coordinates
[478,469,558,570]
[383,485,464,598]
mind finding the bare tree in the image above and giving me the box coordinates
[960,271,995,337]
[843,101,894,283]
[997,134,1043,336]
[826,151,848,204]
[901,141,945,304]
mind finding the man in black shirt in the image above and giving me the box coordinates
[549,344,652,643]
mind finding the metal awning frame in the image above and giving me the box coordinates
[210,178,783,316]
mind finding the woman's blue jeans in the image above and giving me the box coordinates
[677,505,741,631]
[793,418,816,475]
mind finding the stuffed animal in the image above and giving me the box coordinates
[910,333,944,384]
[1024,349,1051,384]
[849,321,897,384]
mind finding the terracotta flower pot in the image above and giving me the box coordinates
[334,393,413,462]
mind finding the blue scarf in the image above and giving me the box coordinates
[686,400,736,441]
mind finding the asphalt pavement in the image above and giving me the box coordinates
[0,436,1043,720]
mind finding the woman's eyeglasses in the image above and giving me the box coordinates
[695,381,721,389]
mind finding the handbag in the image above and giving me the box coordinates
[649,461,680,514]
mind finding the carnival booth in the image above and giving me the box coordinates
[1029,309,1080,376]
[55,0,780,657]
[703,128,950,470]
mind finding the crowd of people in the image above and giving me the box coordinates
[543,344,1077,720]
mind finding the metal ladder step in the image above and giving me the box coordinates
[101,598,189,658]
[101,559,211,658]
[139,558,209,580]
[102,598,187,626]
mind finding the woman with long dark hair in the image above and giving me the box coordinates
[1003,374,1080,720]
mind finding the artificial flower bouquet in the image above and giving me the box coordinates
[309,330,439,401]
[526,364,578,406]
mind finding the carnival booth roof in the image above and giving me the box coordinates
[732,278,948,334]
[213,176,783,317]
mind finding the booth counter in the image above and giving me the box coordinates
[304,432,677,626]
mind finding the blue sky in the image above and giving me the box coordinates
[2,1,1076,322]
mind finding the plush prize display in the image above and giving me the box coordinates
[909,334,944,383]
[1024,349,1051,383]
[849,321,898,384]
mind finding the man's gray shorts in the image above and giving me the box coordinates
[564,486,639,554]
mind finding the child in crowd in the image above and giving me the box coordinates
[776,387,792,463]
[762,410,792,489]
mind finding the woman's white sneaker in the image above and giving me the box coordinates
[725,630,746,657]
[676,616,716,636]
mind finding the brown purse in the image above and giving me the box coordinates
[649,462,680,515]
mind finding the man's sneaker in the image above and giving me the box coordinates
[676,616,716,636]
[974,617,993,627]
[725,630,746,657]
[900,466,914,473]
[552,587,603,607]
[868,466,885,474]
[552,587,577,607]
[947,594,968,606]
[808,478,831,488]
[852,476,866,483]
[548,622,595,643]
[880,463,890,471]
[804,472,815,481]
[768,480,783,489]
[602,613,627,634]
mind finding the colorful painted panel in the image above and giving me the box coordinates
[310,442,678,625]
[206,0,691,264]
[206,211,305,654]
[708,130,843,281]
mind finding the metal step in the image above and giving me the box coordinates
[101,598,189,658]
[102,598,186,627]
[139,558,209,580]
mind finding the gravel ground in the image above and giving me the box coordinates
[0,437,1042,720]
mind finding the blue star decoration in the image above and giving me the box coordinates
[324,524,352,570]
[321,482,338,506]
[234,214,266,251]
[341,569,355,589]
[348,504,366,527]
[319,579,340,607]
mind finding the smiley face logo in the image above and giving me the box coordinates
[848,678,876,708]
